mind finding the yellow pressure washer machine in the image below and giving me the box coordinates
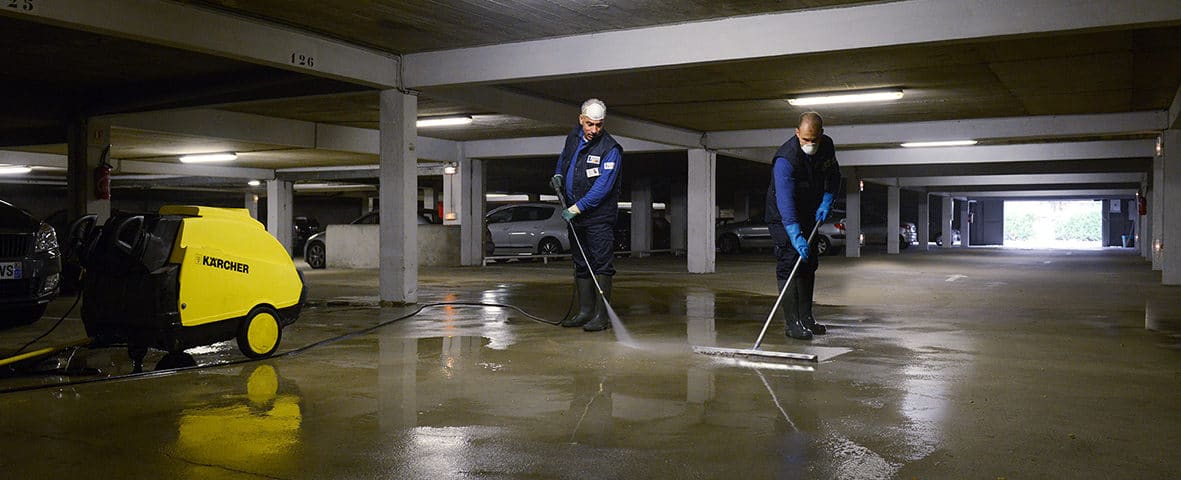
[78,206,306,370]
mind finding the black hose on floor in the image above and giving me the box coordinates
[8,293,83,357]
[0,301,556,396]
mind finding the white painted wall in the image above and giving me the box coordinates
[327,224,461,268]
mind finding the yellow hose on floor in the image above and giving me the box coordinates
[0,338,92,367]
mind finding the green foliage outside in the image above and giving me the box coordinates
[1005,213,1035,241]
[1055,212,1101,241]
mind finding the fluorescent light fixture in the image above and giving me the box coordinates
[0,165,32,175]
[900,140,979,148]
[179,152,237,163]
[417,116,473,128]
[247,180,261,186]
[787,88,903,106]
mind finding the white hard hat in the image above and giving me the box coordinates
[581,98,607,121]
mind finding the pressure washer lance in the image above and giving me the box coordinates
[549,175,626,334]
[693,222,820,363]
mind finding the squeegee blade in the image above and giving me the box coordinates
[692,345,818,362]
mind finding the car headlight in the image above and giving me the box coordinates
[34,222,59,253]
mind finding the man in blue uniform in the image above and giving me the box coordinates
[766,112,841,340]
[552,99,624,332]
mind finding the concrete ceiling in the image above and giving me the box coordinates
[1,0,1179,199]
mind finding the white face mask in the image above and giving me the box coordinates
[801,143,818,156]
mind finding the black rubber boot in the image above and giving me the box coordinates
[561,277,596,327]
[798,273,826,335]
[583,276,613,332]
[780,277,813,340]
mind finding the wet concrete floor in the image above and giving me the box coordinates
[1,247,1179,478]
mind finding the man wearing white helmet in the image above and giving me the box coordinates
[551,98,624,332]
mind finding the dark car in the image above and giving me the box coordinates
[0,200,62,324]
[717,215,846,256]
[614,210,671,252]
[292,216,321,254]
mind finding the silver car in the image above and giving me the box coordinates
[717,217,845,256]
[485,203,570,256]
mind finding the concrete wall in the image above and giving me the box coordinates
[327,224,460,268]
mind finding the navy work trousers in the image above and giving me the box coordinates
[571,222,615,278]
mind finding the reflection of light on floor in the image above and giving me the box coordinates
[893,331,970,461]
[709,357,816,372]
[185,343,234,355]
[409,426,469,478]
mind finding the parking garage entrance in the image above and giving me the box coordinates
[1003,200,1102,249]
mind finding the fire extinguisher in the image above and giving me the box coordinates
[94,146,112,200]
[1138,192,1147,216]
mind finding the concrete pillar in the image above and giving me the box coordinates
[1161,130,1181,284]
[941,196,954,248]
[631,177,653,257]
[845,176,861,258]
[887,184,900,254]
[732,191,750,221]
[959,198,971,248]
[443,162,459,226]
[378,89,418,304]
[1101,200,1112,247]
[1153,144,1165,270]
[670,178,688,255]
[459,156,486,266]
[421,187,435,213]
[266,180,293,254]
[687,149,716,273]
[244,193,259,220]
[917,194,930,252]
[1141,186,1152,259]
[67,118,112,222]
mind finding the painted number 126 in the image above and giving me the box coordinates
[6,0,35,11]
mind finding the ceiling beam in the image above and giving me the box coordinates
[1169,84,1181,130]
[930,188,1138,198]
[1,0,399,89]
[706,112,1168,149]
[103,109,460,162]
[424,86,703,147]
[462,135,681,159]
[876,172,1145,187]
[853,158,1152,178]
[403,0,1181,88]
[105,109,316,148]
[0,150,64,168]
[116,159,273,180]
[839,140,1155,166]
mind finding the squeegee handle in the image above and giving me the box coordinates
[752,222,821,350]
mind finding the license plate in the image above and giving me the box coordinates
[0,262,21,280]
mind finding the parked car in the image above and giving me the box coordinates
[717,215,845,256]
[932,225,962,246]
[292,216,321,254]
[861,212,917,249]
[0,200,61,325]
[485,203,569,256]
[303,209,438,269]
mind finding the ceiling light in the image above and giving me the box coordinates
[417,116,473,128]
[179,152,237,163]
[248,180,261,186]
[443,163,458,175]
[0,165,32,175]
[900,140,979,148]
[787,88,904,106]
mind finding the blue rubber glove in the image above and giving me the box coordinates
[561,205,580,222]
[785,223,809,262]
[816,192,834,223]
